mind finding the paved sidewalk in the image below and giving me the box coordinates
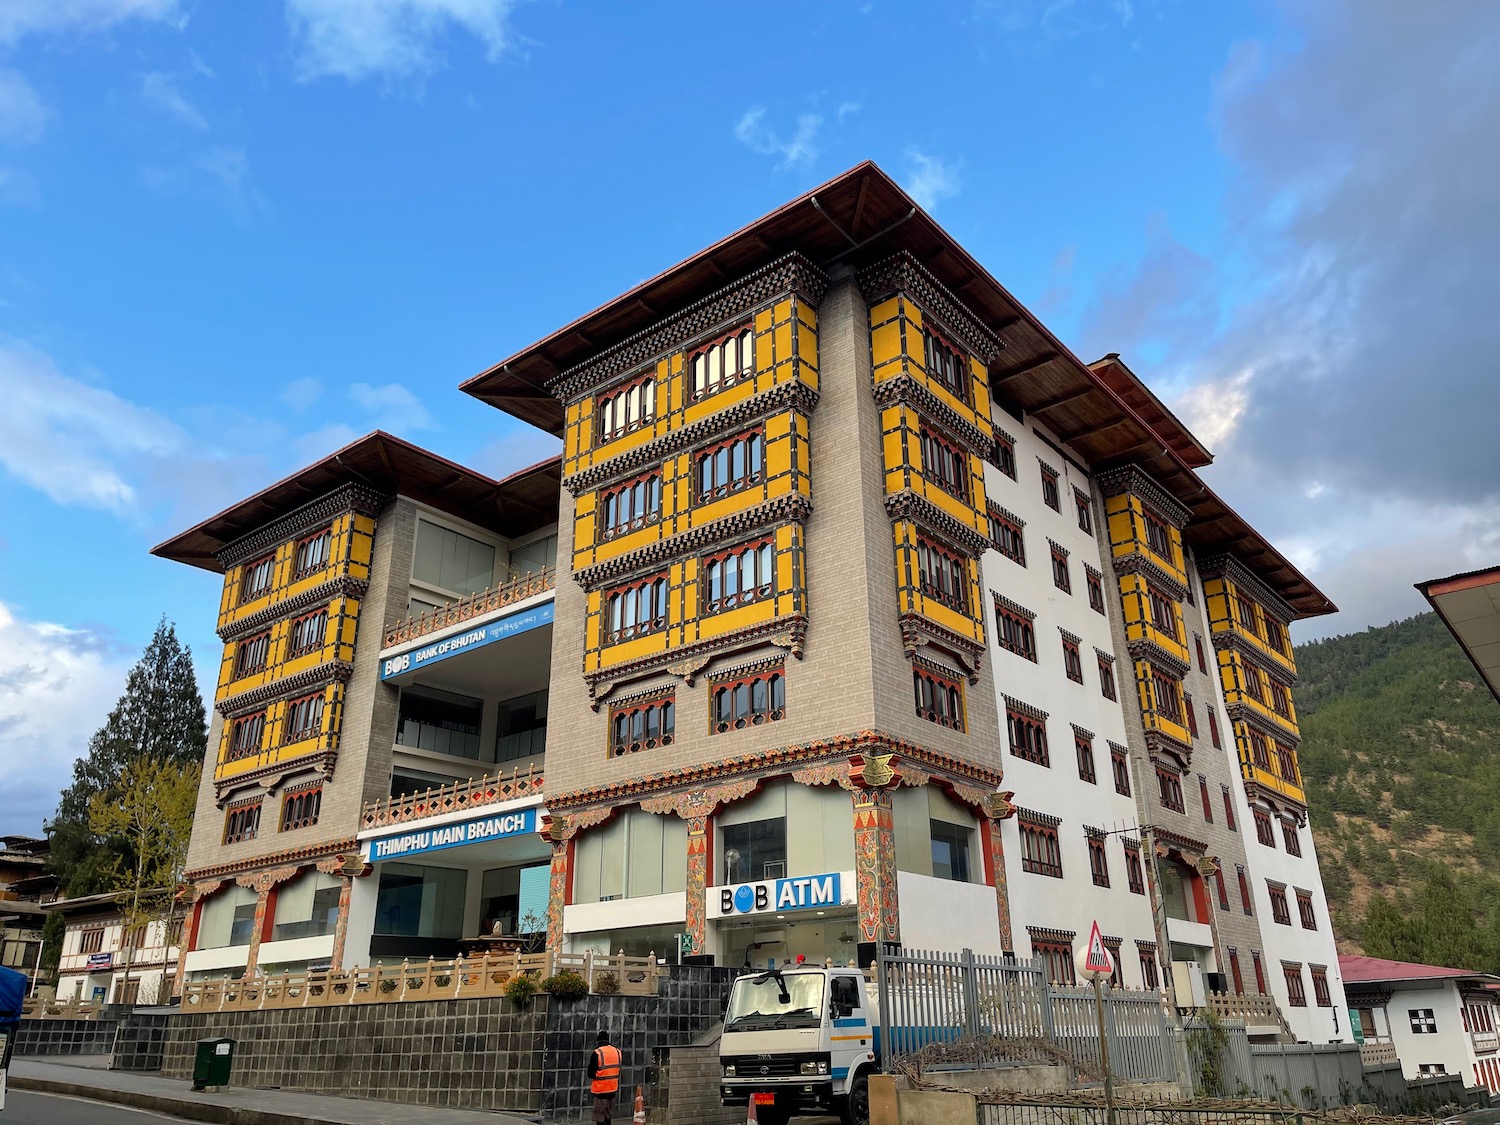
[8,1058,538,1125]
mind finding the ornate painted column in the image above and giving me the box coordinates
[315,853,371,970]
[641,778,759,958]
[849,754,902,950]
[173,879,222,995]
[964,789,1017,953]
[539,809,612,955]
[236,866,300,974]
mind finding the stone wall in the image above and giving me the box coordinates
[158,996,549,1113]
[11,1017,120,1057]
[112,1012,172,1072]
[650,1030,743,1125]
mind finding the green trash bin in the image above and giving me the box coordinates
[191,1036,235,1091]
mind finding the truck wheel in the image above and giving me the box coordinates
[840,1073,870,1125]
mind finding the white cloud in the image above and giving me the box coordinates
[285,0,525,83]
[292,422,362,466]
[902,149,962,211]
[0,70,47,144]
[349,381,435,430]
[1172,368,1250,452]
[734,107,822,169]
[0,602,134,835]
[0,338,186,513]
[837,101,861,122]
[281,376,322,411]
[0,0,179,44]
[141,71,207,131]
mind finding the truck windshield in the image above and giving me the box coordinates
[725,972,825,1030]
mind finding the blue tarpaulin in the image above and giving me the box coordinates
[0,965,25,1029]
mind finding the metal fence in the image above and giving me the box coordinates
[978,1104,1315,1125]
[876,947,1174,1084]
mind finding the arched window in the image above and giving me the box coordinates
[691,324,755,399]
[711,670,785,733]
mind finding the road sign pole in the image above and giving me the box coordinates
[1094,973,1116,1125]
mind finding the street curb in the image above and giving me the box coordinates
[9,1074,326,1125]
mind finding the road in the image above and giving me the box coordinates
[1,1090,188,1124]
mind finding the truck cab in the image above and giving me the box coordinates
[719,965,875,1125]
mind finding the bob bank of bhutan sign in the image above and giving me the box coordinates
[368,808,536,862]
[707,872,854,920]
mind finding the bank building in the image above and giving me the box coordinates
[154,162,1348,1044]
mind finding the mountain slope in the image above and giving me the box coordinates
[1294,612,1500,968]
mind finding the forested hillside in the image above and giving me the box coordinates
[1295,612,1500,972]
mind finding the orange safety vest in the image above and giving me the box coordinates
[591,1044,622,1095]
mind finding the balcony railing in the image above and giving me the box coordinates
[181,950,662,1012]
[21,995,106,1020]
[1360,1040,1400,1066]
[1473,1029,1499,1054]
[361,764,543,830]
[1200,991,1294,1038]
[383,566,556,648]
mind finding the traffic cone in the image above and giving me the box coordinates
[632,1086,646,1124]
[746,1095,758,1123]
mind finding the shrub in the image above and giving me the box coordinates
[541,970,589,1001]
[505,974,538,1006]
[593,971,620,995]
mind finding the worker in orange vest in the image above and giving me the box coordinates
[587,1029,623,1124]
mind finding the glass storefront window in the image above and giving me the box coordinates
[271,871,342,941]
[721,818,787,885]
[413,521,495,596]
[479,864,550,937]
[374,863,466,938]
[509,535,557,576]
[396,685,484,761]
[930,820,972,882]
[495,690,547,763]
[196,884,259,949]
[1160,862,1198,923]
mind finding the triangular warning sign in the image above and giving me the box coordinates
[1084,921,1113,974]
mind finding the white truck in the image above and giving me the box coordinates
[718,965,880,1125]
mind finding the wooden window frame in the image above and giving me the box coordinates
[1269,883,1292,926]
[597,371,657,443]
[1032,937,1075,985]
[292,527,332,579]
[1252,950,1266,993]
[79,928,105,954]
[1282,818,1302,856]
[694,428,765,504]
[987,505,1025,566]
[609,695,676,757]
[1243,660,1267,703]
[1194,634,1208,673]
[712,668,785,733]
[1215,869,1230,910]
[1087,835,1110,888]
[994,602,1037,662]
[1264,617,1290,657]
[600,470,664,540]
[226,710,267,762]
[1297,890,1317,930]
[283,691,325,745]
[690,322,755,401]
[1254,809,1276,848]
[1062,636,1083,683]
[280,784,323,832]
[1311,966,1332,1007]
[1274,741,1299,784]
[1051,547,1071,594]
[1185,696,1199,739]
[1111,746,1131,796]
[917,535,970,615]
[914,665,966,732]
[1040,464,1061,511]
[1229,949,1245,995]
[1151,667,1184,725]
[1200,776,1214,822]
[223,799,261,845]
[1142,509,1174,561]
[1147,585,1179,641]
[919,425,969,503]
[603,573,670,644]
[922,324,971,405]
[1075,488,1093,535]
[1207,709,1222,748]
[1019,818,1063,878]
[1086,570,1105,613]
[702,538,775,615]
[1076,734,1096,784]
[1099,656,1117,701]
[1124,844,1145,894]
[287,607,328,659]
[1283,963,1307,1007]
[233,631,271,679]
[240,553,276,605]
[1156,764,1185,812]
[1237,865,1253,915]
[993,434,1017,479]
[1235,592,1261,639]
[1007,708,1049,767]
[1139,948,1160,990]
[1222,787,1237,830]
[1270,680,1293,719]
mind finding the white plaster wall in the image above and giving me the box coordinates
[255,934,336,968]
[1382,984,1476,1083]
[563,891,686,937]
[981,413,1159,984]
[184,944,251,974]
[343,871,380,969]
[896,872,1002,955]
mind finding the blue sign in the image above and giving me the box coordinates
[369,807,537,861]
[714,873,843,918]
[85,952,113,971]
[381,601,554,680]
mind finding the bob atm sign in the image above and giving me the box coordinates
[707,872,852,919]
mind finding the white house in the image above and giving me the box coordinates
[50,892,186,1006]
[1342,954,1500,1091]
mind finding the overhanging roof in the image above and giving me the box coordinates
[461,161,1333,618]
[1341,954,1500,987]
[1417,566,1500,702]
[153,432,561,572]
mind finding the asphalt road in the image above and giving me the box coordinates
[1,1090,189,1123]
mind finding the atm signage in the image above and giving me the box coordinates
[714,873,843,917]
[380,601,554,680]
[369,808,536,861]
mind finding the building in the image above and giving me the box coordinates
[49,892,186,1005]
[1342,954,1500,1090]
[0,835,55,981]
[1418,566,1500,703]
[151,433,559,982]
[159,161,1350,1042]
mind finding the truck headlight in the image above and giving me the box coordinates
[723,1065,736,1077]
[800,1061,818,1075]
[818,1061,829,1074]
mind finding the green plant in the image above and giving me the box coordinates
[1186,1010,1230,1096]
[541,969,589,1001]
[505,974,538,1005]
[593,971,620,995]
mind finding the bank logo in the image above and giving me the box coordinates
[718,873,842,916]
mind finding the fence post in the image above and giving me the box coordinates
[1039,960,1056,1043]
[962,949,981,1042]
[875,948,891,1074]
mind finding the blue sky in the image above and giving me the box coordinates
[3,0,1498,833]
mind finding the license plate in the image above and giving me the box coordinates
[753,1092,776,1105]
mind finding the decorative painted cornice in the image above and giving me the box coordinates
[218,577,369,643]
[884,490,990,558]
[1243,779,1308,820]
[1209,629,1299,684]
[1198,553,1297,626]
[217,483,386,570]
[1107,740,1129,756]
[183,837,357,883]
[1014,807,1062,829]
[1071,723,1096,741]
[1112,553,1189,601]
[1095,648,1115,664]
[1150,826,1208,857]
[1127,639,1190,678]
[1083,825,1109,841]
[572,493,811,591]
[987,502,1025,528]
[1047,538,1069,558]
[1025,925,1076,943]
[993,592,1036,621]
[212,750,339,805]
[562,379,819,496]
[549,253,829,401]
[1226,702,1302,746]
[901,613,985,683]
[1002,695,1048,722]
[1059,627,1082,646]
[857,252,1003,363]
[871,373,993,456]
[707,654,786,684]
[586,614,807,706]
[1083,562,1103,582]
[1096,465,1191,529]
[1145,730,1193,771]
[216,661,354,718]
[544,728,1003,812]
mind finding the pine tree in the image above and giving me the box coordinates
[46,618,207,896]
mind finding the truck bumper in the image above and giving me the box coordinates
[721,1078,836,1114]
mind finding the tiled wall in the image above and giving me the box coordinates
[112,1012,172,1071]
[12,1018,121,1057]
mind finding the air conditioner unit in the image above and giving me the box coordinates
[1172,960,1206,1008]
[762,861,786,880]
